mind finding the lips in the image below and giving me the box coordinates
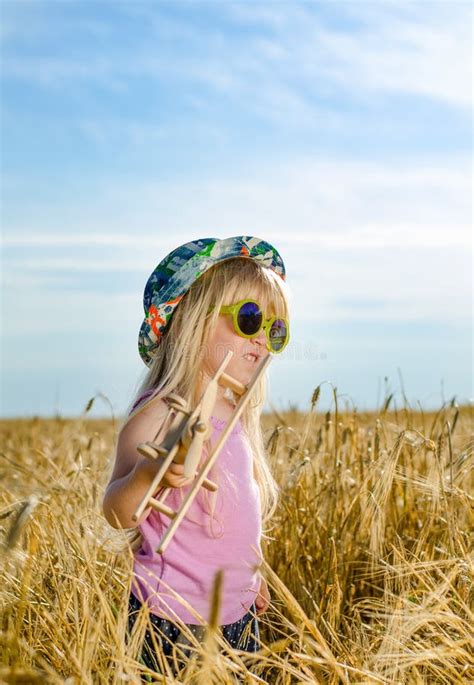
[243,352,260,362]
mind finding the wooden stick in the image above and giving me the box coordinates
[132,352,234,522]
[148,497,176,519]
[132,445,179,522]
[219,372,246,396]
[156,353,272,554]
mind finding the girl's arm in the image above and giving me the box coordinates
[102,399,172,530]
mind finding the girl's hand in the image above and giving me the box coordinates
[160,461,195,489]
[135,458,194,489]
[255,575,271,616]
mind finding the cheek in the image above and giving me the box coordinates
[206,320,242,366]
[224,323,247,356]
[218,318,243,349]
[221,333,247,367]
[228,337,251,372]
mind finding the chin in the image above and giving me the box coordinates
[241,361,259,381]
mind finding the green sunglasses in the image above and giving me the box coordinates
[209,298,290,353]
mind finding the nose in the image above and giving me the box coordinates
[251,328,267,349]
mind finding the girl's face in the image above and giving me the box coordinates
[202,304,271,389]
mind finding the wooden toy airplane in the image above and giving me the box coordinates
[131,349,272,554]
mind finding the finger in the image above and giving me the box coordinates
[177,477,194,486]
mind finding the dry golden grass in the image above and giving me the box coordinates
[1,389,473,683]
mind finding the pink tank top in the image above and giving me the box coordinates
[128,389,263,625]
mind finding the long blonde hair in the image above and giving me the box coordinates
[119,256,290,549]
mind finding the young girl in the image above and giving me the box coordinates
[102,236,290,674]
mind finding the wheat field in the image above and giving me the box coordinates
[1,388,472,684]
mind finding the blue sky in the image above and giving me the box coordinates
[1,0,472,418]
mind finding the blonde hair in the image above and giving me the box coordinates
[119,256,290,551]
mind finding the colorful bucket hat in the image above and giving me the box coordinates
[138,235,286,367]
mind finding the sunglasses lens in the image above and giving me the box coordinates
[237,301,262,335]
[269,319,288,351]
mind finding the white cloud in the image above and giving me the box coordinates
[3,221,470,258]
[3,55,129,92]
[2,1,471,119]
[2,233,171,248]
[3,156,471,250]
[2,259,145,274]
[3,154,470,342]
[2,289,140,337]
[2,241,470,344]
[225,1,472,109]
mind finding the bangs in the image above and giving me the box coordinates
[222,259,289,320]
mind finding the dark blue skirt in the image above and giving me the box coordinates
[127,590,260,674]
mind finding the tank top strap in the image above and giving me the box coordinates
[129,388,180,417]
[129,388,157,415]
